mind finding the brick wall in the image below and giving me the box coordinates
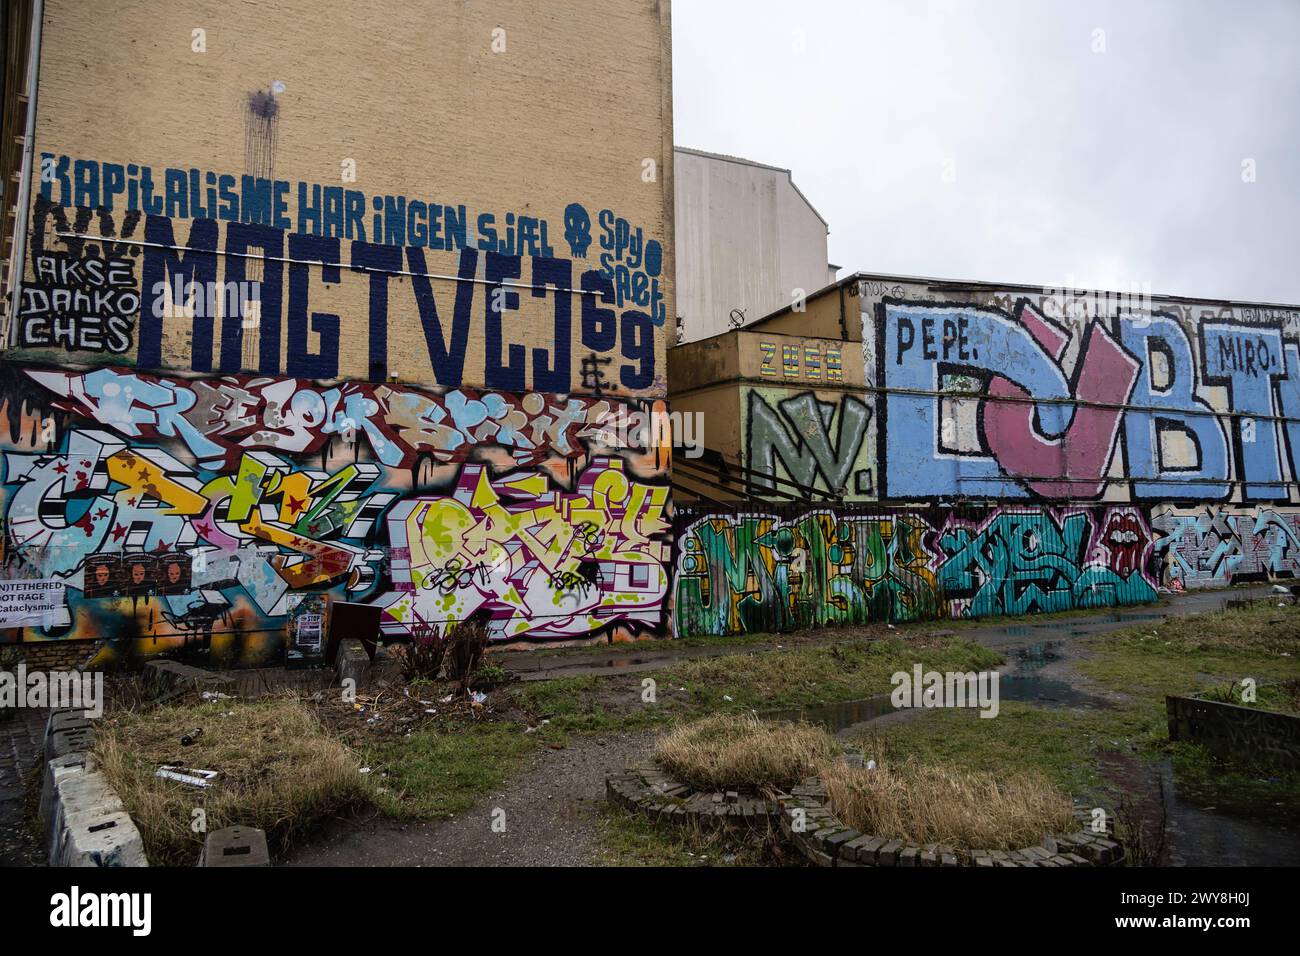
[7,641,104,671]
[0,0,676,668]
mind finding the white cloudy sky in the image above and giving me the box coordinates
[673,0,1300,304]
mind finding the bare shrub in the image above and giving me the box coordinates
[401,622,449,683]
[445,619,491,696]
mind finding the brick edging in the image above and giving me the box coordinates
[605,762,782,829]
[777,776,1125,867]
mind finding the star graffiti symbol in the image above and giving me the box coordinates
[54,462,68,474]
[138,468,151,481]
[94,508,109,520]
[111,523,127,542]
[287,495,308,515]
[154,540,171,553]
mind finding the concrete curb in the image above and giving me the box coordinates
[39,709,149,867]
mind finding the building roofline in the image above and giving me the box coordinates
[744,269,1300,328]
[836,270,1300,313]
[674,145,830,231]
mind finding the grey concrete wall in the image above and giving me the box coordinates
[674,148,830,343]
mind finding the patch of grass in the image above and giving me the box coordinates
[653,714,840,791]
[596,805,793,866]
[662,636,1002,712]
[518,675,674,737]
[512,634,1002,740]
[1166,740,1300,819]
[821,757,1075,851]
[360,719,535,820]
[1198,679,1300,716]
[849,702,1164,797]
[96,697,370,866]
[1078,604,1300,700]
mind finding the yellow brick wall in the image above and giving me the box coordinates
[9,0,673,396]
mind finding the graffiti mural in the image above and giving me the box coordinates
[935,507,1157,617]
[1152,506,1300,589]
[13,158,667,395]
[875,296,1300,503]
[24,365,657,477]
[673,280,1300,639]
[673,504,1157,638]
[381,458,670,641]
[0,364,671,665]
[743,389,874,497]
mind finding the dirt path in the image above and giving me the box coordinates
[0,708,47,867]
[283,730,653,867]
[283,584,1285,867]
[504,585,1278,682]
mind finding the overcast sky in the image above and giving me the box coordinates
[673,0,1300,305]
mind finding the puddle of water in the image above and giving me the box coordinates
[765,695,895,733]
[1015,641,1062,666]
[998,640,1109,707]
[1001,675,1104,707]
[1158,760,1300,865]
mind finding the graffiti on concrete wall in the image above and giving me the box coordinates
[381,458,670,642]
[25,365,658,478]
[673,504,1156,637]
[935,506,1156,618]
[743,388,874,497]
[1152,506,1300,589]
[0,365,671,665]
[14,158,667,395]
[674,509,940,637]
[876,297,1300,503]
[758,341,844,382]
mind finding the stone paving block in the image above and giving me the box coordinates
[334,639,370,690]
[877,839,903,866]
[45,710,92,743]
[199,826,270,867]
[55,809,147,867]
[40,752,92,825]
[45,726,94,761]
[47,769,124,861]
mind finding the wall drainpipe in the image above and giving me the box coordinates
[5,0,44,348]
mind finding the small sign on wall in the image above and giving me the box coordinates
[286,594,329,668]
[0,579,69,629]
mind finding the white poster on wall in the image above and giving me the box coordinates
[0,579,69,628]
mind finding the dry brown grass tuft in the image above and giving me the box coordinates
[821,757,1075,851]
[95,695,370,865]
[653,713,840,792]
